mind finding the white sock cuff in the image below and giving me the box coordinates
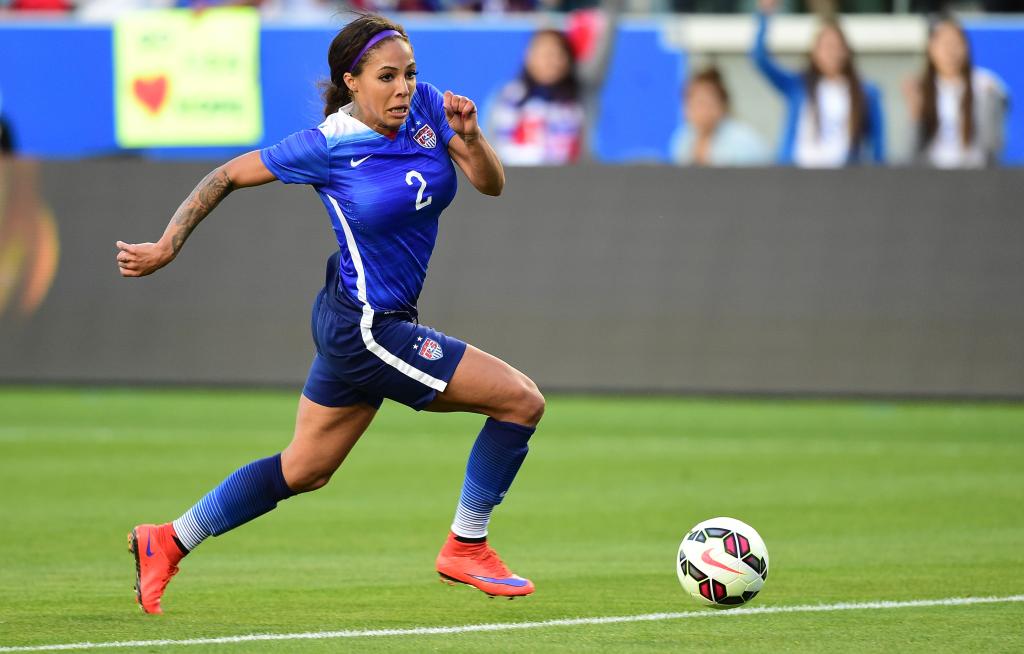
[451,502,490,539]
[172,508,210,551]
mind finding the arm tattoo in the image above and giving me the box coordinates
[167,168,234,254]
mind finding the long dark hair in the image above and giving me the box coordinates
[804,20,868,153]
[321,14,409,118]
[919,17,974,150]
[517,29,580,105]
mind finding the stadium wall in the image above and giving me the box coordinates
[1,163,1022,398]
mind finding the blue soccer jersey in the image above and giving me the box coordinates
[260,82,459,314]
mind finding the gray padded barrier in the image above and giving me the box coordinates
[1,162,1021,397]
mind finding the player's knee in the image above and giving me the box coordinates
[525,385,546,426]
[302,471,335,492]
[290,470,334,493]
[283,460,336,493]
[507,378,545,428]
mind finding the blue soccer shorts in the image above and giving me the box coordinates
[301,254,467,411]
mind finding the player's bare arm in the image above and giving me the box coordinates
[443,90,504,196]
[115,151,276,278]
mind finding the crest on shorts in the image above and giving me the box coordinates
[414,124,437,149]
[418,337,444,361]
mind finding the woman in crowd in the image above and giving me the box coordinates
[750,0,885,167]
[489,29,585,166]
[671,66,770,167]
[904,16,1009,168]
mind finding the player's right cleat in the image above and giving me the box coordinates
[435,532,534,598]
[127,523,185,614]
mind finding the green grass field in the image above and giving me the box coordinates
[1,388,1022,652]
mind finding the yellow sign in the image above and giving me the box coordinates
[114,8,263,147]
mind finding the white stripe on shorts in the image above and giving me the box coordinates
[326,194,448,392]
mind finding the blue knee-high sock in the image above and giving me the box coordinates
[172,453,295,551]
[451,418,535,539]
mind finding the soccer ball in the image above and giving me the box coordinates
[676,516,769,608]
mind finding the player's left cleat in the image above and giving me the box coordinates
[127,523,185,614]
[435,532,534,598]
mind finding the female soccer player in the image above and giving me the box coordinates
[751,0,885,167]
[116,14,544,614]
[904,16,1008,168]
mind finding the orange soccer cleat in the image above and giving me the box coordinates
[435,532,534,598]
[127,523,185,614]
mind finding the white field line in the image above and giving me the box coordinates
[2,594,1022,653]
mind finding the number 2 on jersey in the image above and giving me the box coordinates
[405,171,433,211]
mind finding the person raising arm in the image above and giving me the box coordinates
[750,0,885,167]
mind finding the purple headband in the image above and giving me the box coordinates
[350,29,403,73]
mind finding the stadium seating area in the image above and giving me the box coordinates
[0,11,1021,163]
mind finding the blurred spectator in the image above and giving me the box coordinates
[174,0,262,8]
[751,0,885,167]
[348,0,539,13]
[671,66,771,167]
[6,0,72,10]
[347,0,444,12]
[904,16,1009,168]
[669,0,747,12]
[488,29,585,166]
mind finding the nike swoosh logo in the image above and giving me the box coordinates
[350,155,372,167]
[468,574,529,587]
[145,534,154,558]
[701,547,742,574]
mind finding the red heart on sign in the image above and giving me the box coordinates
[133,76,168,114]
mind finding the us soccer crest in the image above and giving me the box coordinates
[418,337,444,361]
[414,124,437,149]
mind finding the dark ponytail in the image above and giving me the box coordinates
[321,14,409,118]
